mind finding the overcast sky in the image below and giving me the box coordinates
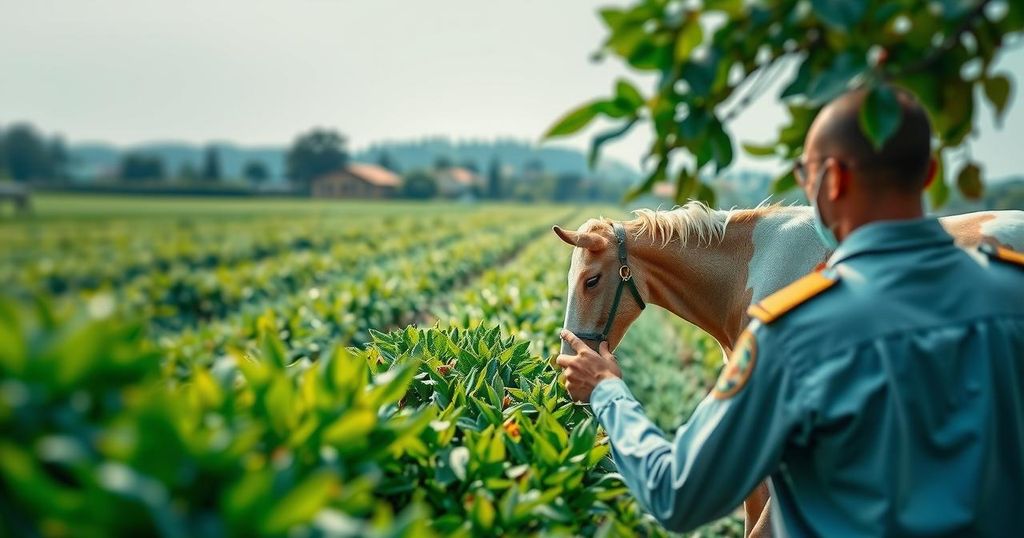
[1,0,1022,178]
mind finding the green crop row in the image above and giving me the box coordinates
[0,207,520,300]
[432,233,571,358]
[119,211,530,332]
[159,209,578,371]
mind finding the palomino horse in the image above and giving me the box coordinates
[553,202,1024,536]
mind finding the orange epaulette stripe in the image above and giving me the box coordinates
[982,244,1024,268]
[747,271,838,324]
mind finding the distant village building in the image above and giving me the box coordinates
[0,182,31,214]
[311,163,402,199]
[435,166,481,199]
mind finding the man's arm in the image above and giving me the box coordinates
[585,327,810,533]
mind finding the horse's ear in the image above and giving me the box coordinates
[552,226,608,252]
[553,226,576,246]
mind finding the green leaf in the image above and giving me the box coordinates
[705,0,744,16]
[956,162,984,200]
[742,143,776,157]
[260,471,337,534]
[598,7,626,30]
[710,123,734,172]
[366,361,419,408]
[614,79,644,109]
[696,182,717,208]
[323,409,377,449]
[265,377,295,435]
[674,19,703,63]
[673,167,698,205]
[983,74,1012,126]
[623,157,667,202]
[680,54,718,96]
[678,108,711,141]
[811,0,867,30]
[781,57,814,99]
[928,152,950,209]
[568,418,596,457]
[543,101,600,139]
[806,52,864,105]
[589,120,637,169]
[471,494,496,531]
[858,84,902,151]
[772,170,798,194]
[258,322,288,370]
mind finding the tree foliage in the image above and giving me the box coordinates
[544,0,1023,207]
[243,159,270,184]
[487,157,503,199]
[402,170,439,199]
[0,124,68,182]
[119,152,166,181]
[286,128,350,191]
[201,145,223,182]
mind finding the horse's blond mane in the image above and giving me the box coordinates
[612,200,784,248]
[623,201,728,248]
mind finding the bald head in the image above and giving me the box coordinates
[807,87,933,193]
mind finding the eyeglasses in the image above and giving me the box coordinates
[793,156,847,187]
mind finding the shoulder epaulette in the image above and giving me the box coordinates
[747,271,838,324]
[979,243,1024,269]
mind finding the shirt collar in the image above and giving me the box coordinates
[827,217,954,267]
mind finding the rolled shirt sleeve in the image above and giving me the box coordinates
[590,327,811,532]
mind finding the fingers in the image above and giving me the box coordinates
[598,341,616,362]
[555,354,574,369]
[560,329,588,354]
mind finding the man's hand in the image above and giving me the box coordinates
[555,329,623,403]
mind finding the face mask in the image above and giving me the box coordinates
[809,165,840,250]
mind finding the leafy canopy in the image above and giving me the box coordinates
[544,0,1022,207]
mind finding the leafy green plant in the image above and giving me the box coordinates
[545,0,1022,207]
[0,294,668,537]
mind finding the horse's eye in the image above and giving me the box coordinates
[585,275,601,289]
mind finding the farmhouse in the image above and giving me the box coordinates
[435,166,481,198]
[0,182,31,214]
[312,163,402,199]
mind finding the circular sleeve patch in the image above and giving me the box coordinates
[711,329,757,399]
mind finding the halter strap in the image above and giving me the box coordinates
[570,222,646,342]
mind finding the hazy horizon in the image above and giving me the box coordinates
[2,0,1023,178]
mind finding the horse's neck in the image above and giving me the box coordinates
[744,206,830,303]
[633,206,828,351]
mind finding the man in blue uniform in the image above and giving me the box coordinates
[555,87,1024,536]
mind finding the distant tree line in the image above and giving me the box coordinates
[286,127,622,202]
[0,123,69,182]
[1,122,627,202]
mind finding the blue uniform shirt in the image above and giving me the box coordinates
[591,218,1024,536]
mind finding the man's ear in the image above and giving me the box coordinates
[922,157,938,189]
[825,158,846,201]
[552,226,609,251]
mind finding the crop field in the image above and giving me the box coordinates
[0,195,740,537]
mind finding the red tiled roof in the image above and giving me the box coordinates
[444,167,479,185]
[344,163,402,187]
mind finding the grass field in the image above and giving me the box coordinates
[0,194,740,537]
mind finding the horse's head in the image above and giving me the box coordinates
[553,219,647,356]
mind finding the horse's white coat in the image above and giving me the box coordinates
[980,210,1024,250]
[745,206,829,303]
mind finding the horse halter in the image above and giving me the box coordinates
[570,222,646,342]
